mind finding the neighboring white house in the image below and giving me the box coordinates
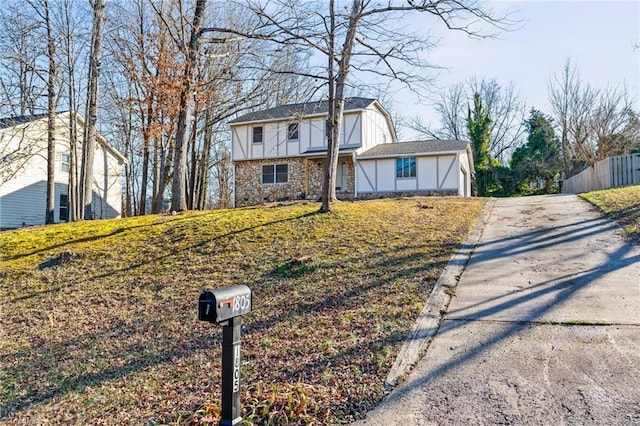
[0,112,126,229]
[230,97,474,207]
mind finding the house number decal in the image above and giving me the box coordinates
[233,344,241,392]
[220,294,251,313]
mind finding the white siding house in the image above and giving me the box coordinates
[0,112,126,229]
[230,98,474,207]
[356,140,474,197]
[231,98,395,162]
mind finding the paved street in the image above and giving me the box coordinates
[354,195,640,425]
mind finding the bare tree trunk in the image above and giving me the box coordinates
[81,0,106,220]
[44,0,57,224]
[549,59,575,177]
[319,0,337,213]
[188,109,199,210]
[320,0,361,213]
[61,0,81,221]
[139,105,152,215]
[152,133,163,213]
[197,108,213,210]
[171,0,207,212]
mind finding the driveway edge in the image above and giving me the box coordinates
[385,198,496,386]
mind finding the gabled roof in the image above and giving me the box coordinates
[228,97,377,124]
[358,139,471,158]
[0,111,127,164]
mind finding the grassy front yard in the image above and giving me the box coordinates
[0,197,486,425]
[582,185,640,243]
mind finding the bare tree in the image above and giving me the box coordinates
[57,0,89,221]
[548,59,639,173]
[412,77,526,164]
[44,0,57,224]
[80,0,106,220]
[412,83,467,140]
[166,0,207,212]
[548,59,580,175]
[0,4,43,116]
[20,0,60,224]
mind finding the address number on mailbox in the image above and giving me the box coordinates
[199,285,252,323]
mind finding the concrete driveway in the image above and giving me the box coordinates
[354,194,640,425]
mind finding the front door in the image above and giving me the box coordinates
[336,162,347,191]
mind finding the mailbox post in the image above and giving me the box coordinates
[198,285,252,426]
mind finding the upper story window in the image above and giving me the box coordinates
[60,153,71,173]
[287,123,299,141]
[252,126,263,144]
[396,157,416,178]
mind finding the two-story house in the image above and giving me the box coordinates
[230,97,474,207]
[0,112,126,229]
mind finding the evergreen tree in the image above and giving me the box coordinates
[511,109,562,194]
[467,93,492,196]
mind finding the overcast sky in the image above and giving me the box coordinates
[390,0,640,139]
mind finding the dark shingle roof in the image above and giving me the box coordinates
[0,113,50,130]
[229,97,377,124]
[358,140,470,158]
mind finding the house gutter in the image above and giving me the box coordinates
[228,109,366,127]
[357,149,465,160]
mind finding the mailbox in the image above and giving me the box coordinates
[198,285,252,426]
[199,285,252,324]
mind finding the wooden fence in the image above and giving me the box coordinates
[562,153,640,194]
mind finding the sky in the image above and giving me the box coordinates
[389,0,640,139]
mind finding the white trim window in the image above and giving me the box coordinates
[396,157,416,178]
[59,193,69,221]
[287,123,299,141]
[252,126,263,144]
[262,164,288,184]
[59,152,71,173]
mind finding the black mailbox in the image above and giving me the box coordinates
[198,285,252,426]
[199,285,252,324]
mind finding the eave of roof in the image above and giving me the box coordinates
[357,140,471,159]
[0,112,55,130]
[228,97,377,125]
[0,111,127,164]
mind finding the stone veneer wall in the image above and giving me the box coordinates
[306,157,355,200]
[235,158,305,207]
[235,157,356,207]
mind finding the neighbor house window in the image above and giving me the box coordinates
[287,123,299,141]
[59,194,69,222]
[252,126,263,143]
[325,119,330,139]
[396,157,416,178]
[262,164,288,184]
[60,153,70,173]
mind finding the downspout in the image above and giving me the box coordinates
[304,158,309,197]
[231,162,236,208]
[353,151,358,199]
[456,152,461,196]
[230,126,235,208]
